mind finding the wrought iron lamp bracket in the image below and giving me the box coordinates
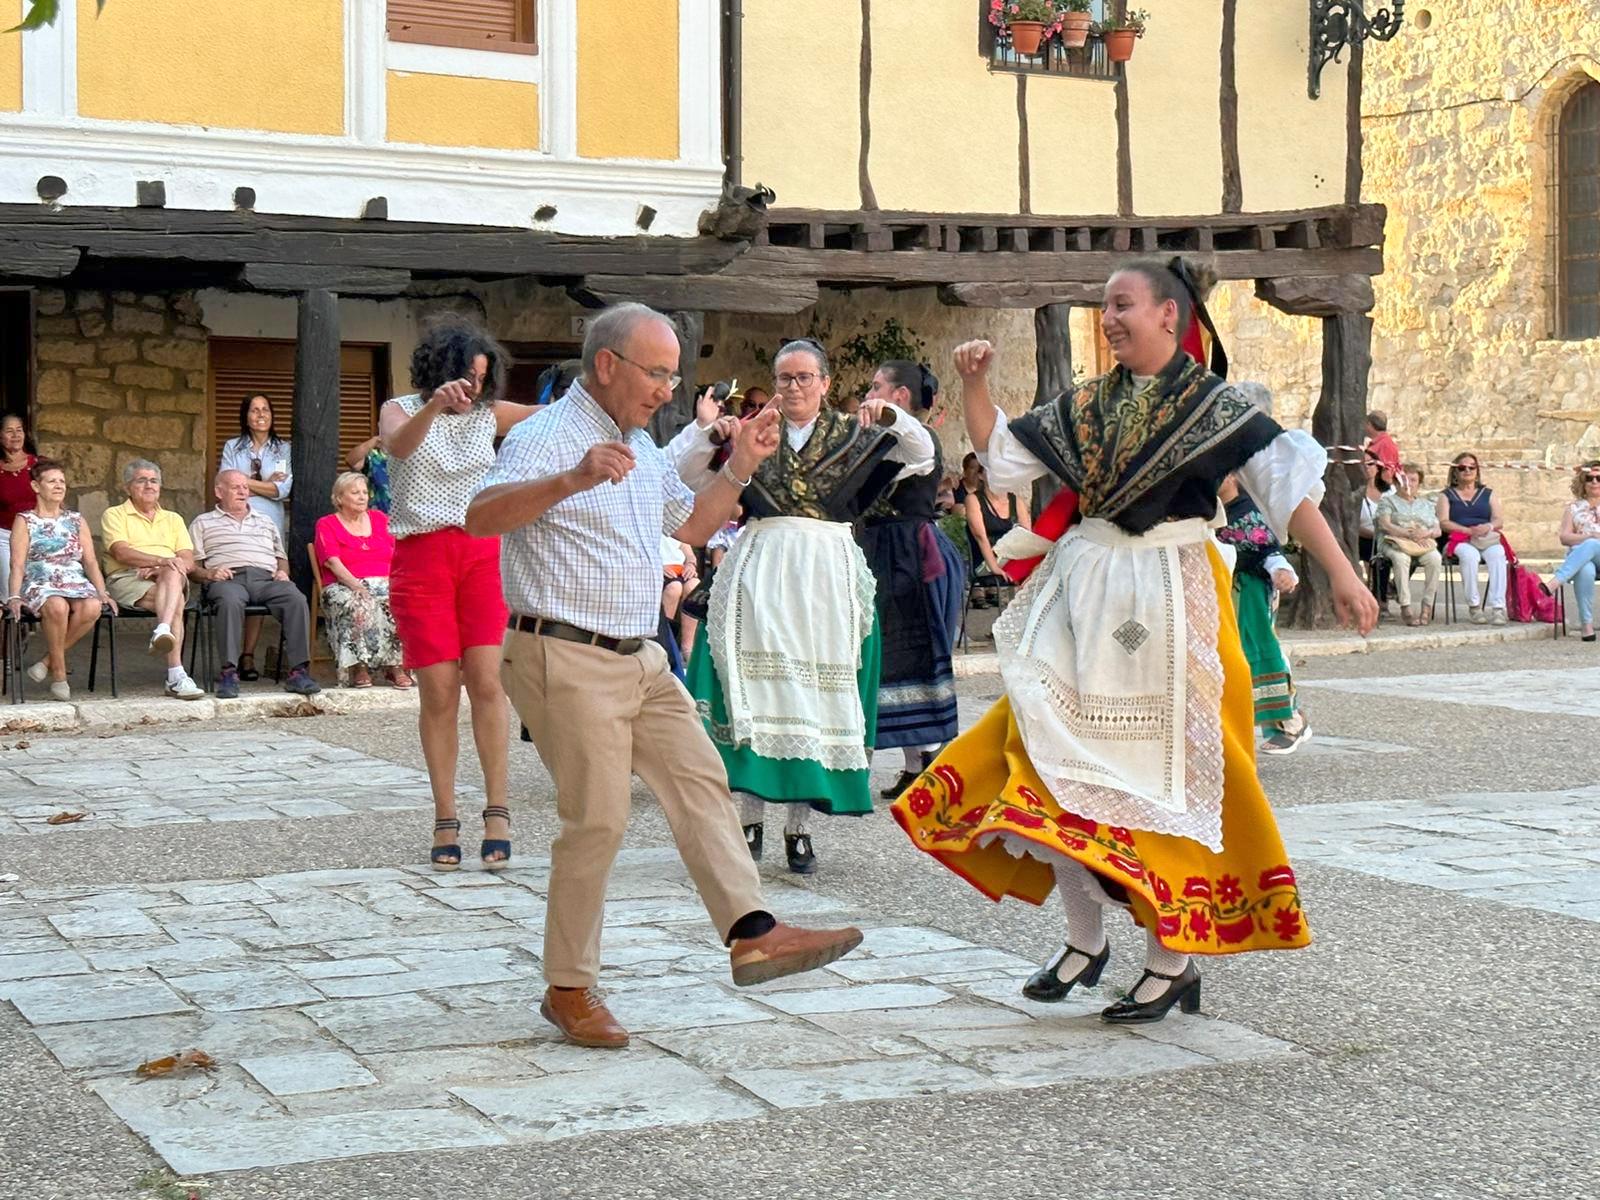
[1309,0,1405,99]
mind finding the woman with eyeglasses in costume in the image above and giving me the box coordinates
[379,316,542,872]
[893,256,1377,1024]
[1436,452,1507,625]
[856,360,967,797]
[219,392,291,680]
[1549,460,1600,641]
[671,338,936,874]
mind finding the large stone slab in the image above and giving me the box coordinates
[754,982,954,1016]
[826,947,1033,983]
[165,965,324,1011]
[148,1107,505,1175]
[604,980,776,1032]
[728,1056,989,1110]
[32,1008,326,1072]
[2,971,190,1025]
[453,1059,762,1140]
[240,1049,378,1096]
[644,1022,916,1074]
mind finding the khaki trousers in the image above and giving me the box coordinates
[501,630,766,989]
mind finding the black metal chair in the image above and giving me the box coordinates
[186,596,285,690]
[958,571,1017,651]
[3,602,115,704]
[85,598,205,698]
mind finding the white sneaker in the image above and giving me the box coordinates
[1468,605,1488,625]
[1489,607,1508,627]
[48,680,70,702]
[148,627,176,655]
[26,659,48,683]
[165,673,205,701]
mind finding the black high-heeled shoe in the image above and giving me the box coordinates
[1100,961,1202,1024]
[1022,941,1110,1002]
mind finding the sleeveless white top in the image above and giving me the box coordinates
[384,393,498,539]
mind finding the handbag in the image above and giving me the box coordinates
[1388,536,1432,558]
[1468,532,1500,551]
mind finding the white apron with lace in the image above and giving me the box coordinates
[706,516,876,771]
[992,514,1227,851]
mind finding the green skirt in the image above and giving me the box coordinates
[687,618,880,815]
[1233,572,1297,727]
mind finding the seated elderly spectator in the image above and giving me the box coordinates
[1363,410,1401,485]
[101,458,205,699]
[315,471,409,688]
[5,459,115,701]
[1375,462,1443,626]
[1437,451,1507,625]
[189,469,320,699]
[1550,459,1600,641]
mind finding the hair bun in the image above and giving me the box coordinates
[1169,256,1219,301]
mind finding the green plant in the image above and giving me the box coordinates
[987,0,1065,30]
[821,316,929,408]
[7,0,105,33]
[1099,6,1149,33]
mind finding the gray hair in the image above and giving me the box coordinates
[581,302,673,377]
[773,339,830,378]
[123,458,161,486]
[214,467,246,490]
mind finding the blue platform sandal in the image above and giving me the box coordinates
[430,817,461,873]
[481,805,512,871]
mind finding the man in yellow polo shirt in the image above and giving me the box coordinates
[102,458,205,700]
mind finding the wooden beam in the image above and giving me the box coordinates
[289,289,341,601]
[939,282,1104,308]
[1033,303,1074,402]
[762,202,1385,238]
[573,273,819,315]
[0,245,79,278]
[242,263,411,295]
[728,246,1384,285]
[1255,274,1374,316]
[1219,0,1242,213]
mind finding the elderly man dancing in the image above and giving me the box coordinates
[467,303,863,1050]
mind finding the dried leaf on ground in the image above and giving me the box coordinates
[45,810,89,825]
[135,1048,218,1078]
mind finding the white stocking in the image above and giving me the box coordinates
[738,795,764,827]
[1051,860,1109,953]
[1135,929,1192,1002]
[784,806,809,836]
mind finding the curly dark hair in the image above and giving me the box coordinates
[410,315,509,404]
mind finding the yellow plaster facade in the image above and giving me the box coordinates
[387,72,541,152]
[76,0,345,135]
[740,0,1345,217]
[0,0,21,112]
[576,0,679,159]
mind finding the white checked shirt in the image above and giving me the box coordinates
[484,381,696,639]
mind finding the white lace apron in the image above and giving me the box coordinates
[993,515,1227,851]
[707,516,877,770]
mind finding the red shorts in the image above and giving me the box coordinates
[389,527,509,671]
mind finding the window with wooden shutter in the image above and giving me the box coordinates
[1556,81,1600,340]
[387,0,536,54]
[207,339,389,488]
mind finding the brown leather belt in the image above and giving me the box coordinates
[507,614,645,656]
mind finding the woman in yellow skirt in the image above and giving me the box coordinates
[893,257,1377,1023]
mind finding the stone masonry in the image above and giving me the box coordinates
[32,287,210,530]
[1211,2,1600,554]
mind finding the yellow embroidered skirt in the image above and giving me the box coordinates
[892,546,1310,956]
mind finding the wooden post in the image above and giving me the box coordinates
[1030,303,1073,515]
[290,288,340,599]
[1284,311,1371,629]
[653,310,704,445]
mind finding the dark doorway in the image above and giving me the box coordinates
[0,290,33,426]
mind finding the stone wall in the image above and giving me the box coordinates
[33,288,209,531]
[1209,2,1600,555]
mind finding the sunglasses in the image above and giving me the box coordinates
[250,457,262,479]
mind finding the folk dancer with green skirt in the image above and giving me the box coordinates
[672,338,935,873]
[1216,473,1311,755]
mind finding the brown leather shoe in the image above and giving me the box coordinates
[539,986,629,1048]
[729,921,864,987]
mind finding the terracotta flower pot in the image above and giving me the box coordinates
[1060,11,1092,48]
[1105,28,1139,62]
[1008,20,1046,55]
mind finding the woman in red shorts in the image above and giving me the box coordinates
[379,317,541,871]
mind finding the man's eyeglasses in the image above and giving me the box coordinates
[609,351,680,391]
[130,477,160,487]
[776,372,820,389]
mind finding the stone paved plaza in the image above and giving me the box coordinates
[1,636,1596,1199]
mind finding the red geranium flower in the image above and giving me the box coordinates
[907,787,935,819]
[1150,874,1173,903]
[932,764,965,807]
[1059,836,1087,851]
[1215,915,1255,944]
[1188,910,1213,942]
[1109,826,1133,845]
[1105,853,1145,881]
[1052,808,1099,838]
[1157,914,1182,938]
[1001,806,1046,829]
[1216,874,1243,904]
[1259,865,1297,891]
[1273,907,1303,941]
[1183,876,1212,900]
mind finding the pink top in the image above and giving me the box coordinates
[314,509,395,585]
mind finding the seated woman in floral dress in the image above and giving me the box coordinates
[314,472,409,688]
[5,458,116,701]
